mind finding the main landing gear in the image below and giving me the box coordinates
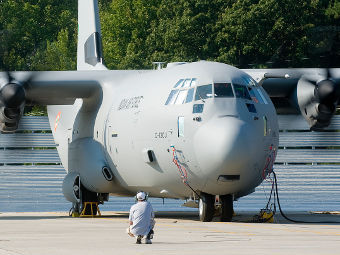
[70,184,107,217]
[81,185,99,216]
[198,193,234,222]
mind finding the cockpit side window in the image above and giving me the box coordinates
[182,78,192,88]
[248,87,259,103]
[185,88,195,103]
[165,89,179,105]
[165,78,198,105]
[174,79,184,88]
[233,84,252,100]
[190,78,197,87]
[195,84,213,101]
[214,83,234,98]
[175,90,188,104]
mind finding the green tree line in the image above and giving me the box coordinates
[1,0,340,71]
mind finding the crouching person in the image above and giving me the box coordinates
[127,191,155,244]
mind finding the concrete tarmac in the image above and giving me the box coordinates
[0,211,339,255]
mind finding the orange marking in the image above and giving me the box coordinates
[54,112,61,132]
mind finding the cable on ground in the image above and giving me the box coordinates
[268,170,340,224]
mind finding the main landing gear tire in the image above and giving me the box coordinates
[220,194,233,222]
[199,192,215,222]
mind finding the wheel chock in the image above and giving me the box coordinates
[72,212,80,218]
[80,202,102,217]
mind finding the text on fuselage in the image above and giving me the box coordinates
[118,96,144,110]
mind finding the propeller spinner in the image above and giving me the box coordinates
[0,72,29,132]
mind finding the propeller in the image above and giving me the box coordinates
[0,29,35,132]
[297,69,340,131]
[0,71,34,132]
[0,72,26,108]
[315,70,340,104]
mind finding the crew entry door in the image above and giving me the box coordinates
[105,116,119,166]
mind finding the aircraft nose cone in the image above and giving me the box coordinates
[193,117,258,184]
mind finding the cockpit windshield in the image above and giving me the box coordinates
[233,84,252,100]
[195,84,213,101]
[214,83,234,98]
[166,76,257,106]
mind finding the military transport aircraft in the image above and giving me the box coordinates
[1,0,340,222]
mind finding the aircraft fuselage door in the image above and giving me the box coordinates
[105,113,118,165]
[178,116,185,137]
[107,124,113,155]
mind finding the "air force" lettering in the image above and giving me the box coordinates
[118,96,144,110]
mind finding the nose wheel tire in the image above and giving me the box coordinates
[199,193,214,222]
[220,194,233,222]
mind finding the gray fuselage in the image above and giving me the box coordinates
[48,61,279,200]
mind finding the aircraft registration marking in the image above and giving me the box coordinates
[155,130,173,139]
[54,112,61,132]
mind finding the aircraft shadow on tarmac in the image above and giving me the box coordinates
[75,211,340,223]
[100,211,199,220]
[0,215,70,221]
[0,211,339,224]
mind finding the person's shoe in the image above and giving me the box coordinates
[144,239,152,244]
[136,236,142,244]
[147,229,154,239]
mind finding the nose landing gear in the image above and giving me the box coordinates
[199,193,215,222]
[220,194,234,222]
[198,193,234,222]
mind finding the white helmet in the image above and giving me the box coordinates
[136,191,147,201]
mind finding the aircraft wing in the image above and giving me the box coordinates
[0,70,135,132]
[0,71,108,106]
[243,68,340,130]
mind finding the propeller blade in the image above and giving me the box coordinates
[22,73,36,90]
[316,79,337,104]
[5,71,14,83]
[296,77,317,110]
[326,68,331,80]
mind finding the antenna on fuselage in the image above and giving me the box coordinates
[152,62,166,70]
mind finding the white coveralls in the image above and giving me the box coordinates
[128,201,155,237]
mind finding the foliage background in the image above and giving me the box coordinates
[1,0,340,71]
